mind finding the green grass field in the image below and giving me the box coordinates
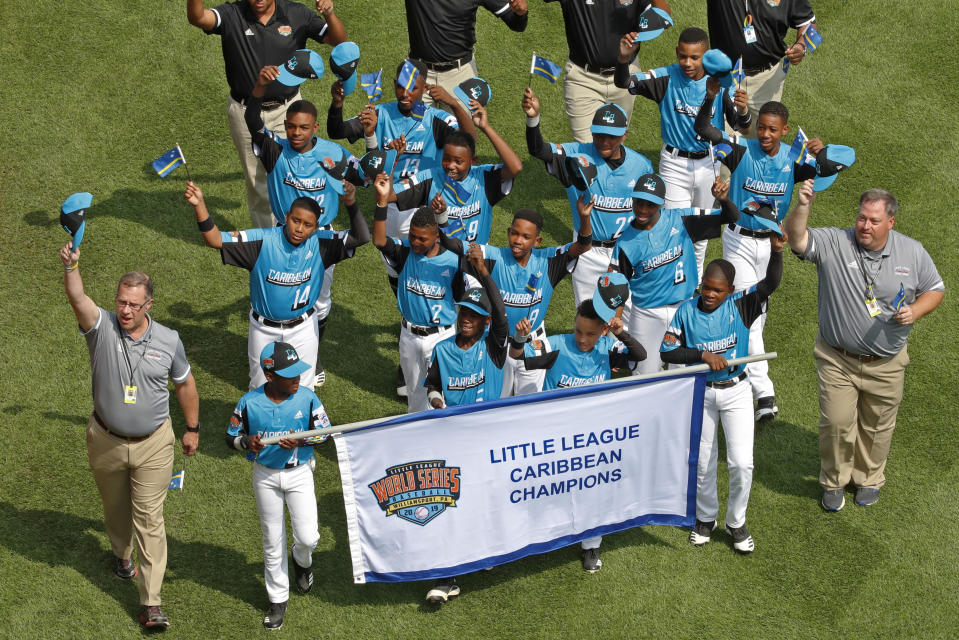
[2,0,958,637]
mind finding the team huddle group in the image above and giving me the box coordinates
[56,0,945,631]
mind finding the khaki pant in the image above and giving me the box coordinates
[563,60,640,144]
[227,93,301,229]
[814,335,909,491]
[87,416,175,605]
[420,58,479,112]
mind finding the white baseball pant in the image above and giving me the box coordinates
[722,226,774,400]
[696,378,754,528]
[252,459,319,604]
[660,145,718,285]
[501,324,548,396]
[628,302,681,375]
[248,310,319,390]
[399,322,456,413]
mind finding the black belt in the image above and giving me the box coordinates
[728,223,772,238]
[743,60,778,76]
[594,239,617,249]
[93,412,158,443]
[252,308,315,329]
[706,372,747,389]
[402,318,453,337]
[665,145,709,160]
[569,56,616,77]
[231,92,297,111]
[409,53,473,73]
[827,343,886,364]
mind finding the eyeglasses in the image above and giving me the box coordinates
[115,298,150,312]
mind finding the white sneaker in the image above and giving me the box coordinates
[426,578,460,603]
[725,524,755,554]
[314,371,326,388]
[689,519,716,546]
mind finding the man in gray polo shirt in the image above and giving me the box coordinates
[785,181,944,511]
[60,242,200,630]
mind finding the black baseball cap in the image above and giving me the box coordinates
[454,77,492,111]
[742,200,783,236]
[565,154,598,192]
[456,287,491,316]
[60,192,92,249]
[260,341,311,378]
[590,104,628,137]
[320,154,348,194]
[276,49,325,86]
[359,148,398,181]
[632,173,666,205]
[592,272,630,323]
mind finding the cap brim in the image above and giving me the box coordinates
[633,28,666,43]
[749,215,784,236]
[453,86,471,112]
[341,72,357,95]
[72,220,86,249]
[61,192,93,214]
[591,295,618,323]
[272,359,311,378]
[275,67,308,86]
[590,124,627,136]
[813,173,839,192]
[633,192,664,205]
[456,300,490,317]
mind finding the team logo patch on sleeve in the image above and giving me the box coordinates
[663,332,679,347]
[368,460,461,526]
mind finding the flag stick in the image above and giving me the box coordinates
[260,352,779,444]
[709,142,719,179]
[528,52,535,88]
[177,143,193,183]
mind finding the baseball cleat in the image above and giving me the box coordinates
[580,547,602,573]
[725,524,755,554]
[689,519,717,546]
[755,396,778,422]
[263,601,287,630]
[425,578,460,603]
[313,371,326,388]
[293,556,314,594]
[112,556,138,580]
[138,605,170,629]
[396,365,408,397]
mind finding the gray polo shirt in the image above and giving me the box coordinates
[82,308,192,436]
[800,228,944,357]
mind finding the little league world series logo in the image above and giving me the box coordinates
[368,460,461,526]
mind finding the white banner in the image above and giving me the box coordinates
[334,371,705,583]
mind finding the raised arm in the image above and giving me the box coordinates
[184,181,225,249]
[316,0,347,45]
[693,78,726,145]
[60,242,99,332]
[426,85,477,140]
[186,0,217,31]
[341,182,370,249]
[471,101,522,181]
[492,0,528,31]
[567,194,594,259]
[785,179,815,254]
[371,173,392,248]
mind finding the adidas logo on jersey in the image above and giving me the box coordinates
[669,227,680,236]
[305,250,313,260]
[441,269,451,277]
[244,28,254,36]
[294,410,304,419]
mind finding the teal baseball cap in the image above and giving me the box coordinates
[260,341,310,378]
[276,49,325,86]
[330,42,360,95]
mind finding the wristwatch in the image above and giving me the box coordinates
[185,424,200,433]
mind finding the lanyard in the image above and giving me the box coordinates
[854,243,885,295]
[116,317,148,383]
[743,0,752,26]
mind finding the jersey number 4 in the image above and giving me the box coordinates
[292,286,311,312]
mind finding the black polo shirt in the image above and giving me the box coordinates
[405,0,528,64]
[206,0,328,101]
[546,0,651,71]
[707,0,815,71]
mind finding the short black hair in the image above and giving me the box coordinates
[286,100,318,120]
[512,208,544,233]
[444,130,476,156]
[409,207,438,230]
[678,27,709,48]
[758,101,789,123]
[576,299,601,322]
[289,197,322,221]
[704,259,736,287]
[395,59,427,80]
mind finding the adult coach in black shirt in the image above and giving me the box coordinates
[707,0,815,129]
[405,0,528,109]
[547,0,671,143]
[187,0,347,228]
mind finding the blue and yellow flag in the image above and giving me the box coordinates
[152,146,185,178]
[525,272,541,294]
[361,69,383,103]
[733,56,744,89]
[530,55,562,83]
[168,469,184,490]
[397,60,420,92]
[788,127,809,165]
[443,174,472,206]
[892,283,907,311]
[803,24,823,51]
[410,101,427,121]
[711,142,733,162]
